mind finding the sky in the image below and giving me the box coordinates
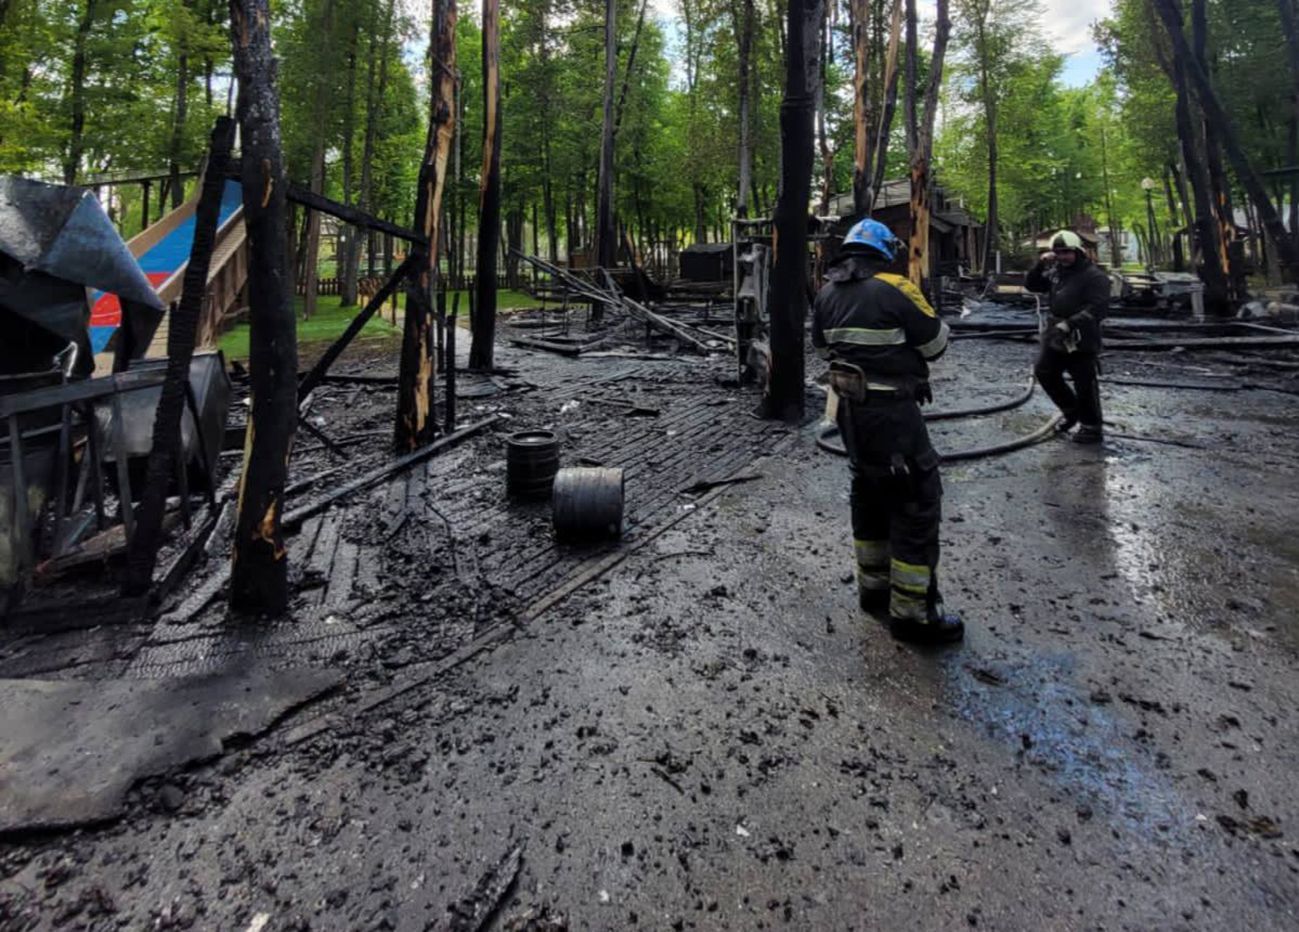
[645,0,1114,89]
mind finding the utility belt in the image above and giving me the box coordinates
[829,362,922,405]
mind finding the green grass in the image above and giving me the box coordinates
[217,289,540,362]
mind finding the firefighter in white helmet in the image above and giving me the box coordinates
[1025,230,1111,444]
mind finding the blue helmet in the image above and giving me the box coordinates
[842,218,902,261]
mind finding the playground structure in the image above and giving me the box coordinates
[90,177,249,371]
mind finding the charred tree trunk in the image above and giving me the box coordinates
[470,0,501,367]
[63,0,99,185]
[398,0,456,447]
[1154,0,1299,281]
[227,0,296,615]
[906,0,949,296]
[123,117,235,595]
[765,0,818,422]
[593,0,618,322]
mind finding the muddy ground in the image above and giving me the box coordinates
[2,318,1298,931]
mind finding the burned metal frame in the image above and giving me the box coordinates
[0,368,217,616]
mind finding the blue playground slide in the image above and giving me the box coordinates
[90,180,244,353]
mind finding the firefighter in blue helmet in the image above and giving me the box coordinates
[812,218,964,644]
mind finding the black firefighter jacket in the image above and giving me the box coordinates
[812,255,950,469]
[1025,254,1111,354]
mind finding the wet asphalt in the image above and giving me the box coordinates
[2,336,1298,931]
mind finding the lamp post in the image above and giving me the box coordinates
[1141,177,1160,269]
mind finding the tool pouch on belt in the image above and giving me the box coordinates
[828,362,868,403]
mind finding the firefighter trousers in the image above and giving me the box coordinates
[1035,347,1102,429]
[838,398,944,622]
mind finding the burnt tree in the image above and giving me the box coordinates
[1153,0,1299,282]
[398,0,456,446]
[470,0,501,367]
[765,0,818,422]
[123,117,235,596]
[227,0,297,614]
[593,0,618,320]
[905,0,950,295]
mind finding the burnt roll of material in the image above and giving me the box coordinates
[506,430,560,499]
[552,467,624,542]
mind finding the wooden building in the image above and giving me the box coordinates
[824,178,985,276]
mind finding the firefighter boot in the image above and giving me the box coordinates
[889,606,965,645]
[888,560,964,644]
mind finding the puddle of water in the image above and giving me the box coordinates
[945,652,1185,834]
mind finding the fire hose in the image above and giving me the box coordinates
[816,372,1064,462]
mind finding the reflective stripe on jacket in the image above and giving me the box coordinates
[811,256,949,384]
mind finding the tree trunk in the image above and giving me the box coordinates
[1277,0,1299,239]
[227,0,296,615]
[851,0,871,215]
[766,0,818,422]
[398,0,456,448]
[736,0,756,217]
[1154,0,1299,281]
[1099,124,1119,268]
[359,0,396,283]
[975,9,998,273]
[302,143,325,319]
[870,0,903,210]
[613,0,649,139]
[593,0,618,322]
[339,17,361,307]
[298,2,334,320]
[63,0,99,185]
[816,4,834,215]
[1163,164,1185,271]
[168,41,189,210]
[506,205,524,288]
[470,0,501,367]
[1192,0,1237,308]
[906,0,949,295]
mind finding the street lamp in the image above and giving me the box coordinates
[1141,177,1160,269]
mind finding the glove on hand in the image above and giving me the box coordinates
[1046,319,1073,351]
[916,381,934,406]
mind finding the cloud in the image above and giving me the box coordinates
[1038,0,1113,56]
